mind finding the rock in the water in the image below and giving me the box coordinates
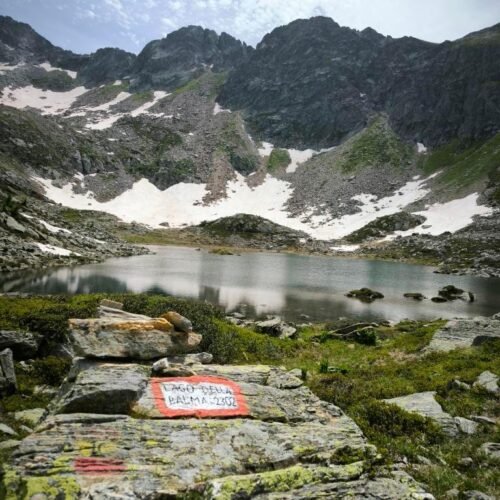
[431,296,448,303]
[162,311,193,333]
[384,391,458,436]
[0,330,42,359]
[0,347,17,394]
[68,313,201,359]
[438,285,467,300]
[346,288,384,303]
[473,371,499,395]
[404,292,426,300]
[425,318,500,353]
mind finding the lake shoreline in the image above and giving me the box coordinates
[2,245,499,322]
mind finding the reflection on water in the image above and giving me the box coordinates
[1,245,500,322]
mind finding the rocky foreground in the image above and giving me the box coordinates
[0,294,498,499]
[0,300,434,499]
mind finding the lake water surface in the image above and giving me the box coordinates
[1,245,499,322]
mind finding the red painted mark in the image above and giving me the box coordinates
[151,376,250,418]
[74,457,126,475]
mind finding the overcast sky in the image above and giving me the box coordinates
[2,0,499,54]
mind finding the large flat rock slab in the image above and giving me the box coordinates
[68,316,201,359]
[426,317,500,353]
[2,361,432,498]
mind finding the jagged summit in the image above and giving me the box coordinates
[129,25,252,90]
[0,15,83,69]
[219,15,500,149]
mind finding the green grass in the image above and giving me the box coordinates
[339,116,414,172]
[172,77,202,95]
[267,148,291,171]
[419,133,500,193]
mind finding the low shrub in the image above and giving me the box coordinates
[31,356,72,386]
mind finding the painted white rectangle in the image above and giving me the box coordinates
[160,381,238,411]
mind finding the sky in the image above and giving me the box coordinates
[1,0,499,54]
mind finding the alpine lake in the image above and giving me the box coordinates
[1,245,499,322]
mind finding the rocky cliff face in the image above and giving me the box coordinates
[219,17,500,148]
[130,26,253,91]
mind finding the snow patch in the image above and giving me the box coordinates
[83,90,169,130]
[33,172,440,240]
[257,141,335,173]
[388,193,494,237]
[0,85,88,115]
[257,142,274,157]
[36,243,77,256]
[417,142,427,153]
[130,90,169,117]
[37,62,77,79]
[0,63,23,74]
[213,102,231,115]
[330,244,360,252]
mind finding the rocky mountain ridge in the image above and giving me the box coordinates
[0,15,498,273]
[220,17,500,149]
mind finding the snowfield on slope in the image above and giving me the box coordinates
[0,85,88,114]
[34,172,492,241]
[257,141,335,173]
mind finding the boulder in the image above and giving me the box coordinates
[479,442,500,460]
[68,313,201,360]
[404,292,426,300]
[255,317,297,339]
[425,318,500,353]
[384,391,458,436]
[461,491,495,500]
[0,348,17,394]
[162,311,193,333]
[13,408,45,428]
[99,299,124,310]
[473,371,499,395]
[471,415,497,426]
[454,416,478,435]
[431,296,448,303]
[0,330,42,359]
[0,423,17,437]
[438,285,466,300]
[51,359,149,414]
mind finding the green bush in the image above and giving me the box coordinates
[352,399,443,442]
[0,296,100,345]
[31,356,72,386]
